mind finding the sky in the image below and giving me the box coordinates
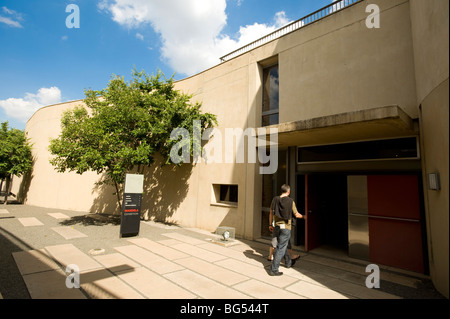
[0,0,335,130]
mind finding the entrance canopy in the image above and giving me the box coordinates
[264,105,417,148]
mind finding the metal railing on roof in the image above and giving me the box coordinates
[219,0,363,62]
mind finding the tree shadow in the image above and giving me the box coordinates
[58,213,121,227]
[16,156,36,204]
[141,155,193,224]
[88,155,194,225]
[90,177,121,215]
[0,226,32,298]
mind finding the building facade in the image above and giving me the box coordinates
[14,0,448,297]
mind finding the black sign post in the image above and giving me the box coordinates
[120,174,144,238]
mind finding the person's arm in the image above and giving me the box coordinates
[269,208,274,232]
[269,198,275,232]
[292,201,304,219]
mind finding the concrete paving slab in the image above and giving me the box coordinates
[297,259,357,281]
[282,267,345,287]
[22,269,86,299]
[378,269,424,288]
[47,213,70,219]
[285,280,349,299]
[162,232,206,245]
[215,258,299,288]
[80,268,144,299]
[232,279,303,299]
[45,244,103,273]
[114,245,184,274]
[12,249,60,275]
[285,261,369,288]
[197,242,272,268]
[93,253,141,273]
[323,277,401,299]
[303,254,423,289]
[174,256,249,286]
[0,209,10,214]
[51,226,88,240]
[231,240,270,253]
[157,239,182,246]
[128,237,189,260]
[164,269,251,299]
[116,267,196,299]
[171,243,227,263]
[18,217,44,227]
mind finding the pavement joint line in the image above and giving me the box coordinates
[94,265,147,299]
[172,256,251,289]
[18,247,93,299]
[157,268,203,299]
[92,253,150,299]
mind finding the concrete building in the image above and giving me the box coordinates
[12,0,448,297]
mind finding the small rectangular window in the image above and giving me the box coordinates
[219,185,238,203]
[212,184,238,206]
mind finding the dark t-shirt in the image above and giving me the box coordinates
[271,196,298,220]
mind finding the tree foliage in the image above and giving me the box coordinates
[0,121,33,204]
[49,69,217,206]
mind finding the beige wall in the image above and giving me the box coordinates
[278,0,418,123]
[22,100,117,213]
[410,0,449,298]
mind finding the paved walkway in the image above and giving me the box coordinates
[0,205,445,300]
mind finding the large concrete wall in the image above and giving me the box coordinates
[409,0,449,298]
[22,100,117,212]
[278,0,418,123]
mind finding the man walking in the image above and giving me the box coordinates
[269,184,304,276]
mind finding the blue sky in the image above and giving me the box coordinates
[0,0,334,130]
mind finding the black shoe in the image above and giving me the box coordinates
[287,259,297,268]
[269,271,283,276]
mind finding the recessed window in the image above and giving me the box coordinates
[212,184,238,206]
[262,64,279,127]
[298,137,419,163]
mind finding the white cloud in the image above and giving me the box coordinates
[0,6,23,28]
[0,87,62,122]
[99,0,291,76]
[135,32,144,40]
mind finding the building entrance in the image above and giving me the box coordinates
[294,174,348,252]
[294,172,427,274]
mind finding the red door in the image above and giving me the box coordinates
[305,174,322,251]
[367,175,425,273]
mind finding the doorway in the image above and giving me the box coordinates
[295,174,348,252]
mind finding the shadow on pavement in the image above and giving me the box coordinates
[0,226,32,298]
[59,214,121,227]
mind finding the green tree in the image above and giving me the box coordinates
[49,69,217,209]
[0,122,33,204]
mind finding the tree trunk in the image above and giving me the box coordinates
[114,181,122,212]
[3,175,11,205]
